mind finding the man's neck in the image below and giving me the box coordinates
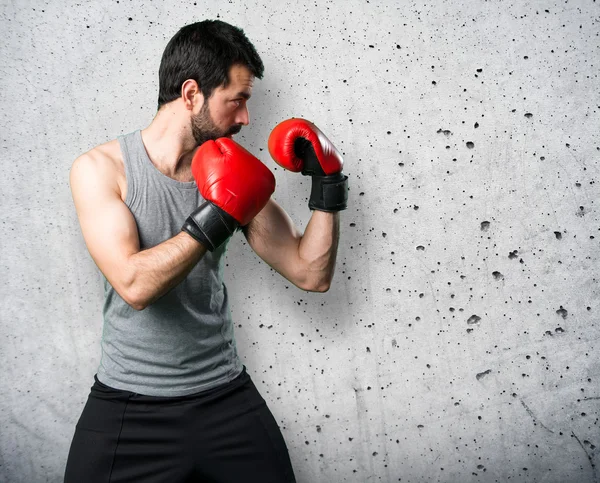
[140,104,197,181]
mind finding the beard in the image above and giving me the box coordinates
[191,102,242,146]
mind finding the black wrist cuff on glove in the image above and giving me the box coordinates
[182,201,239,251]
[309,172,349,212]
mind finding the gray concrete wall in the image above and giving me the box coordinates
[1,0,599,481]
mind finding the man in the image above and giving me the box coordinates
[64,20,348,483]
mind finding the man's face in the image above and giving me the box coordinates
[191,64,254,146]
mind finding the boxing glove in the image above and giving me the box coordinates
[268,118,348,212]
[182,138,276,251]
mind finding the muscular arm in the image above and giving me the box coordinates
[70,151,207,310]
[242,199,340,292]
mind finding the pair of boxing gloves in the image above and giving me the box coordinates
[182,118,349,251]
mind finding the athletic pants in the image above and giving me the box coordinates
[64,366,296,482]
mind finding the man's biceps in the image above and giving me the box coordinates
[265,201,301,238]
[251,224,302,276]
[80,200,140,262]
[248,205,298,252]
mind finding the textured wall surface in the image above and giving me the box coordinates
[1,0,599,482]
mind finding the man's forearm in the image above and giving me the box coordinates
[298,211,340,291]
[123,232,206,310]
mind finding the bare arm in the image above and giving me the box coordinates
[242,199,340,292]
[70,151,207,310]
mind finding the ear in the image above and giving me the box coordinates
[181,79,203,111]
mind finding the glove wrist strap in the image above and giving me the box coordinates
[309,173,349,212]
[182,201,239,251]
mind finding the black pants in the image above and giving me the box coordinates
[64,367,296,483]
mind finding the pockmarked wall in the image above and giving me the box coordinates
[1,0,599,481]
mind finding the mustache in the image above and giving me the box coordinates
[226,125,242,136]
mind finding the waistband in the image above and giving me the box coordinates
[90,365,249,403]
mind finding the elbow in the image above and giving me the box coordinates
[301,275,332,293]
[122,289,148,311]
[119,280,150,311]
[313,282,331,293]
[290,263,335,293]
[129,300,148,311]
[118,264,152,311]
[313,277,332,292]
[107,261,150,310]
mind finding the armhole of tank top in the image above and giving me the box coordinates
[118,135,136,209]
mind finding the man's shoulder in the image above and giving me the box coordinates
[70,138,126,198]
[74,138,123,171]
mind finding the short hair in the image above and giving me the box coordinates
[157,20,264,109]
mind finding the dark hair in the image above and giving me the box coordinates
[157,20,264,109]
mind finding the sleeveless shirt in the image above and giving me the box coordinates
[95,130,244,396]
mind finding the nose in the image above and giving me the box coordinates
[235,105,249,126]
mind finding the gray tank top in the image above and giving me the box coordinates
[96,130,243,397]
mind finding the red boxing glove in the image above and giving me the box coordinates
[268,118,348,212]
[182,138,275,250]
